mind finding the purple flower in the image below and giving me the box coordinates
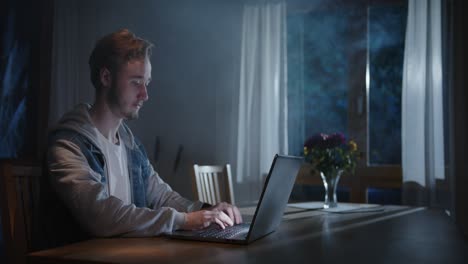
[304,133,329,149]
[327,133,346,148]
[304,132,347,150]
[303,132,358,174]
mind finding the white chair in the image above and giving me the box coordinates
[192,164,235,205]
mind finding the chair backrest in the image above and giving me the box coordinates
[192,164,235,205]
[0,160,41,264]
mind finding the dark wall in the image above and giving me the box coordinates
[0,0,52,160]
[0,0,53,261]
[451,0,468,238]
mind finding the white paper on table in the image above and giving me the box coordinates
[288,202,384,213]
[287,202,324,210]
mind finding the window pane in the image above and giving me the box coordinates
[368,4,407,165]
[288,9,362,155]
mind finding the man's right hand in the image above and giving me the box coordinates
[182,210,234,230]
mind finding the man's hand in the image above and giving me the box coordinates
[182,210,234,230]
[181,202,243,231]
[206,202,243,225]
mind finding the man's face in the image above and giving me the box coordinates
[107,58,152,120]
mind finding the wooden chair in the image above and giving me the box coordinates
[192,164,235,205]
[0,160,42,264]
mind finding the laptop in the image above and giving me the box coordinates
[165,154,303,245]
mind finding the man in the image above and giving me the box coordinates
[47,29,242,238]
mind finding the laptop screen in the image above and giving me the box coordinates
[247,154,303,242]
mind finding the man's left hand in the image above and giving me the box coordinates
[206,202,243,225]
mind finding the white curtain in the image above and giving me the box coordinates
[402,0,445,206]
[236,2,288,193]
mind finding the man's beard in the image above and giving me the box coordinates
[107,86,139,120]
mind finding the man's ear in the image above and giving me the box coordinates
[99,68,112,89]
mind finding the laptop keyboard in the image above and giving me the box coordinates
[197,224,250,239]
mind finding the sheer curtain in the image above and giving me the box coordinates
[235,1,288,202]
[401,0,445,206]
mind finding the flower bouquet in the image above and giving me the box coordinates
[303,132,358,208]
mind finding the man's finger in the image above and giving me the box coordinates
[233,207,243,224]
[226,206,234,222]
[214,217,226,229]
[218,211,234,226]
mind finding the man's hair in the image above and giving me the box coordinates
[88,29,154,90]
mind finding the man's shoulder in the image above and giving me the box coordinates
[48,129,95,150]
[50,129,82,141]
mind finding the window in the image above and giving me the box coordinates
[368,5,407,165]
[287,7,355,156]
[287,1,407,203]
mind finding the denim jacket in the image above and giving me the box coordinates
[47,104,203,237]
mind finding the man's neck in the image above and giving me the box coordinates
[89,99,122,144]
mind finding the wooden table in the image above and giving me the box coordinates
[28,204,468,264]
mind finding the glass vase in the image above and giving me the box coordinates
[320,169,343,208]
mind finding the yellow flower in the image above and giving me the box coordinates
[304,146,309,155]
[348,140,357,152]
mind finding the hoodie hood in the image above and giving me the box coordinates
[50,103,136,150]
